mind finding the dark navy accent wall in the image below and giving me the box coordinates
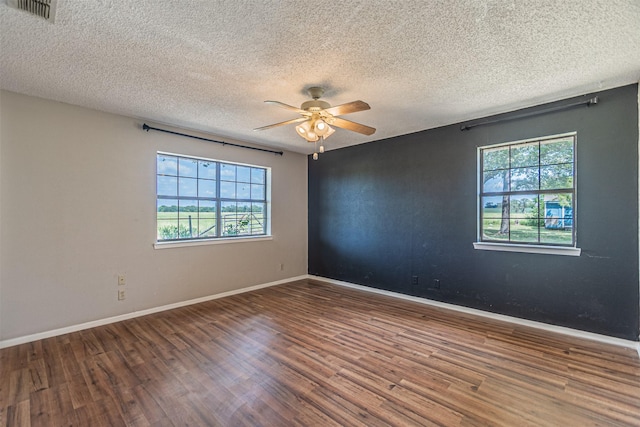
[308,84,639,341]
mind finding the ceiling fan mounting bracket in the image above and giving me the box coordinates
[307,86,325,100]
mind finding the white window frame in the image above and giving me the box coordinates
[154,152,271,249]
[473,132,581,256]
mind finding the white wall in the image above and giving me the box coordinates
[0,90,308,341]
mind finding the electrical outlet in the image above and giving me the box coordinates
[411,275,419,285]
[433,279,441,289]
[118,275,126,286]
[118,289,126,300]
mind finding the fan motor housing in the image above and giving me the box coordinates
[301,100,330,111]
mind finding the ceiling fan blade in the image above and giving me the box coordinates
[253,117,307,131]
[264,100,307,114]
[330,117,376,135]
[323,100,370,116]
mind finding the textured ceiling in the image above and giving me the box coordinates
[1,1,639,154]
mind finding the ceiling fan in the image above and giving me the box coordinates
[254,87,375,157]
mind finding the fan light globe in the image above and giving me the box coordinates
[295,123,307,136]
[314,119,333,138]
[296,120,319,142]
[324,125,335,138]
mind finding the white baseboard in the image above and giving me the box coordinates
[4,274,638,359]
[308,275,640,357]
[0,275,307,349]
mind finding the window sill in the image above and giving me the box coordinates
[154,235,272,249]
[473,242,581,256]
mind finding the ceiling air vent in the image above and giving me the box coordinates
[7,0,57,22]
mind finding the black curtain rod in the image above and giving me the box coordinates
[460,96,599,131]
[142,123,284,156]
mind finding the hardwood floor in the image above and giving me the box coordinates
[2,278,639,426]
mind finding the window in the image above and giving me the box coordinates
[478,133,576,247]
[156,152,269,242]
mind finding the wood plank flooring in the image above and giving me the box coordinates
[1,279,639,426]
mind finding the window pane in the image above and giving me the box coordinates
[178,219,195,238]
[541,192,573,246]
[541,138,573,165]
[179,200,197,230]
[482,196,504,218]
[540,226,573,245]
[510,194,541,243]
[251,184,265,200]
[250,203,265,234]
[510,218,538,243]
[220,181,236,198]
[252,168,265,184]
[483,146,509,171]
[198,200,216,218]
[482,218,508,241]
[157,199,178,215]
[198,200,217,238]
[157,199,178,241]
[237,201,251,213]
[198,161,217,179]
[157,155,178,176]
[158,220,180,240]
[540,164,573,190]
[178,177,197,197]
[220,163,236,181]
[221,201,236,213]
[483,170,508,193]
[221,202,238,236]
[251,202,265,215]
[542,194,573,230]
[236,183,250,199]
[509,194,540,219]
[198,220,216,238]
[510,167,539,191]
[157,176,177,196]
[198,179,216,198]
[236,202,251,235]
[510,142,539,168]
[178,200,198,219]
[178,157,198,178]
[237,166,251,183]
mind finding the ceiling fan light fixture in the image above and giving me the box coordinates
[255,86,375,148]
